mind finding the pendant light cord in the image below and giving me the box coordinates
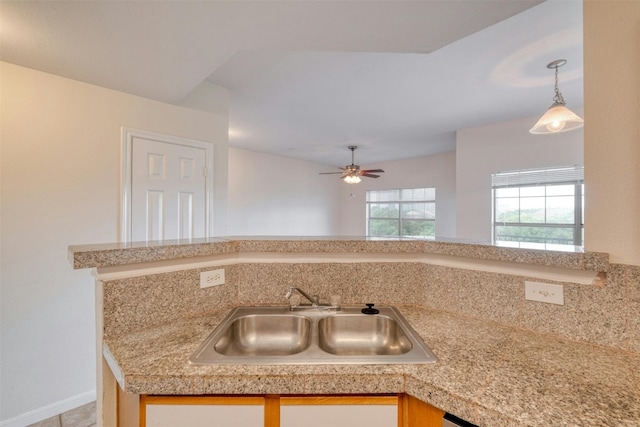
[552,65,566,106]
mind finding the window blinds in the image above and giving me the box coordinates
[491,166,584,188]
[366,188,436,202]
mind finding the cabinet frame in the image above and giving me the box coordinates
[137,393,443,427]
[140,395,265,427]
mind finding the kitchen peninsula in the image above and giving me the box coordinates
[70,237,640,426]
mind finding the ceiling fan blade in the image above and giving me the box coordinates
[361,169,384,173]
[319,172,345,175]
[362,174,381,178]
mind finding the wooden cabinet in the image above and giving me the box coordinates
[402,394,445,426]
[134,394,444,427]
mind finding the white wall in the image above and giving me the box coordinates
[338,151,457,238]
[0,62,228,425]
[584,1,640,265]
[227,148,341,236]
[456,112,584,243]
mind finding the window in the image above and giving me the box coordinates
[492,166,584,248]
[366,188,435,238]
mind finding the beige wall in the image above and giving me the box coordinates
[338,151,457,238]
[456,112,584,243]
[0,62,228,422]
[227,147,341,236]
[584,1,640,265]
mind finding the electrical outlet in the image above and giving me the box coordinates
[200,269,225,288]
[525,281,564,305]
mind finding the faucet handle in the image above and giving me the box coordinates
[285,286,295,299]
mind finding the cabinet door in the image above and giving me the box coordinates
[143,396,264,427]
[280,396,398,427]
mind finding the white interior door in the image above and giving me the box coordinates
[122,129,213,243]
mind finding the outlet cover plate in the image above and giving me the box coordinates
[200,269,225,288]
[525,281,564,305]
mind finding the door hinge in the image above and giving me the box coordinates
[203,167,208,177]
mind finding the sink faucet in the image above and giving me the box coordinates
[285,287,341,311]
[285,287,319,306]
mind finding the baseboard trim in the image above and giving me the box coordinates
[0,390,96,427]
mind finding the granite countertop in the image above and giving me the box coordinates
[70,237,608,273]
[103,305,640,427]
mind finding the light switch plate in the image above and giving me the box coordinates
[525,281,564,305]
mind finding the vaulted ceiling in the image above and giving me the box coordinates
[0,0,583,166]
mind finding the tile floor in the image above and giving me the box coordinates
[28,401,96,427]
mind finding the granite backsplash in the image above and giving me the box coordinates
[101,261,639,354]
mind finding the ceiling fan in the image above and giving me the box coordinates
[320,146,385,184]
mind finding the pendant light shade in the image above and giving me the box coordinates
[530,102,584,134]
[530,59,583,135]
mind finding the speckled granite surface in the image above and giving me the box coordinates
[82,238,637,425]
[101,260,638,354]
[68,238,235,269]
[103,306,640,427]
[69,237,608,271]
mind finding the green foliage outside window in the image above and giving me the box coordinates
[495,225,574,245]
[366,189,435,238]
[493,182,582,246]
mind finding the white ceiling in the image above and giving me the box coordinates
[0,0,583,167]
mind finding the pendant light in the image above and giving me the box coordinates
[529,59,584,134]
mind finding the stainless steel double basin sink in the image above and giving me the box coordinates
[189,306,437,365]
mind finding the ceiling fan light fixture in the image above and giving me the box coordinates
[343,174,361,184]
[529,59,583,135]
[319,146,383,184]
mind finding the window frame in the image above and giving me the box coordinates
[365,188,436,239]
[491,167,584,247]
